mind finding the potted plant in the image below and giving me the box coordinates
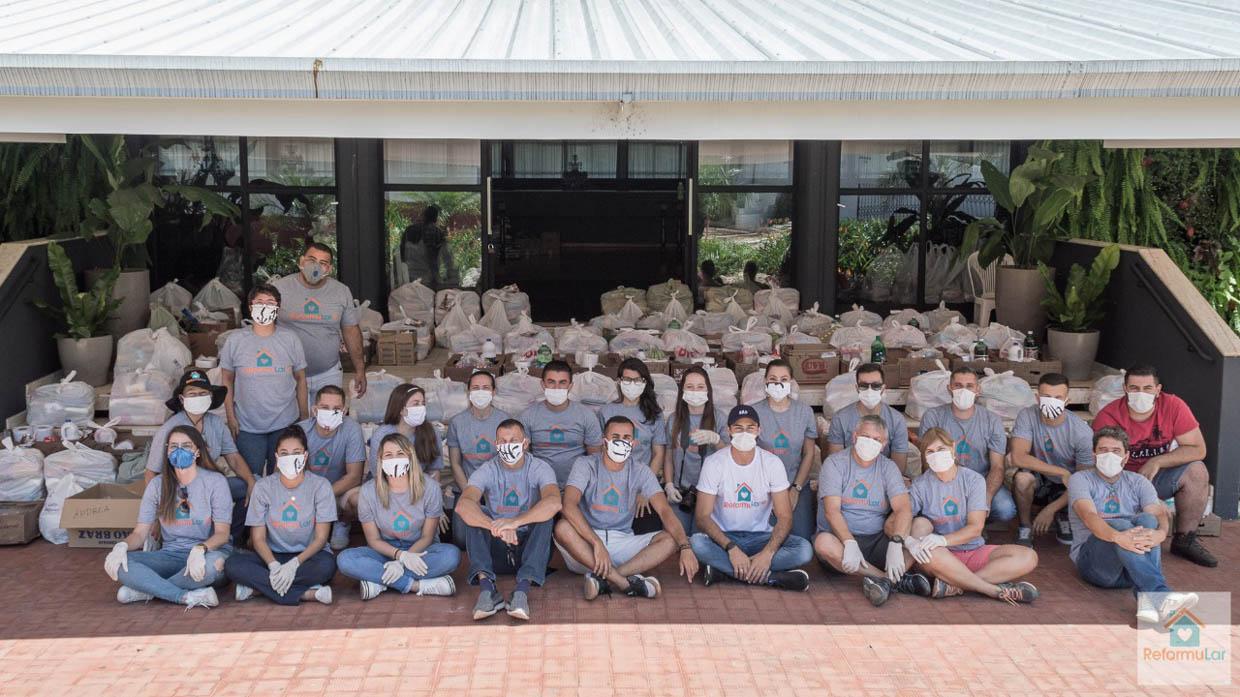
[79,135,239,336]
[35,241,121,386]
[959,147,1090,333]
[1039,244,1121,379]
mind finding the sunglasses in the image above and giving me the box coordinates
[177,486,190,516]
[857,382,884,391]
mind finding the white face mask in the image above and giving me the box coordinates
[497,441,524,465]
[182,394,212,415]
[402,405,427,427]
[730,431,757,452]
[952,388,976,410]
[858,388,883,409]
[1127,391,1156,414]
[1038,396,1066,420]
[764,382,791,401]
[315,408,343,431]
[682,390,709,407]
[1095,452,1125,478]
[544,388,569,406]
[925,450,955,473]
[300,259,327,284]
[619,381,646,401]
[250,304,279,326]
[276,453,306,479]
[381,456,410,478]
[606,439,633,463]
[853,435,883,461]
[468,389,494,409]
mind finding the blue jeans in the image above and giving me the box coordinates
[115,546,231,604]
[989,487,1017,523]
[236,429,285,478]
[465,519,553,586]
[672,503,695,537]
[224,549,337,605]
[690,530,813,580]
[337,544,462,592]
[225,476,248,543]
[1075,513,1171,596]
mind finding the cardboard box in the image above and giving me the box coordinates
[0,500,42,545]
[781,344,841,385]
[59,481,146,549]
[949,354,1063,384]
[339,336,376,370]
[445,354,505,383]
[722,352,761,383]
[895,357,949,386]
[188,328,226,358]
[598,353,668,376]
[377,330,419,366]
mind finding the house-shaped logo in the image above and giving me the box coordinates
[549,427,566,444]
[851,480,869,499]
[1165,610,1204,647]
[772,431,790,451]
[175,502,192,520]
[600,485,621,508]
[735,482,753,502]
[474,438,492,454]
[1043,437,1055,454]
[303,298,321,316]
[312,450,330,472]
[1102,494,1121,515]
[942,497,960,517]
[256,350,274,368]
[392,512,412,533]
[280,499,301,523]
[957,441,971,455]
[503,486,521,508]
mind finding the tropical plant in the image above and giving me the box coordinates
[34,241,121,339]
[1038,244,1120,332]
[960,147,1090,269]
[0,137,109,242]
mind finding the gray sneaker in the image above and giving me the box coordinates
[506,590,531,621]
[472,589,505,620]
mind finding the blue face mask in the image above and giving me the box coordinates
[168,446,196,470]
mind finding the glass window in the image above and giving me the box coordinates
[509,141,617,178]
[628,141,687,179]
[384,139,480,185]
[699,141,793,186]
[385,192,482,290]
[250,193,337,283]
[837,194,920,307]
[926,194,996,303]
[149,191,245,296]
[840,141,921,189]
[157,136,240,186]
[699,191,793,287]
[929,141,1010,188]
[246,137,334,187]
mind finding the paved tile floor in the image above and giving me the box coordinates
[1,525,1236,697]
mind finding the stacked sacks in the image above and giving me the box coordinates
[481,284,531,323]
[600,286,649,316]
[647,279,692,316]
[388,279,436,326]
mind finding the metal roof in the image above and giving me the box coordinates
[1,0,1240,101]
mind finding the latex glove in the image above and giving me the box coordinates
[184,545,207,582]
[271,558,300,596]
[688,429,720,446]
[104,541,128,581]
[885,541,907,582]
[267,560,283,593]
[904,535,932,565]
[918,534,948,559]
[816,415,831,438]
[664,482,683,504]
[381,560,405,585]
[841,539,865,574]
[397,550,428,577]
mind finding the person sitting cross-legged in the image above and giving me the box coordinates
[689,405,813,591]
[906,428,1039,604]
[814,415,931,607]
[1069,426,1198,623]
[554,416,698,600]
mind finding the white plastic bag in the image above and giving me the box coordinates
[794,302,835,337]
[663,328,710,360]
[637,312,668,331]
[609,330,665,357]
[355,299,384,336]
[741,371,801,405]
[44,441,117,491]
[722,296,750,326]
[350,370,404,423]
[504,314,555,362]
[600,287,649,316]
[108,370,175,426]
[925,301,965,333]
[840,304,882,329]
[481,284,531,323]
[686,311,733,336]
[754,288,799,318]
[707,367,739,412]
[1090,371,1126,416]
[615,297,644,326]
[27,372,97,426]
[388,280,436,327]
[781,325,819,347]
[434,289,480,325]
[661,293,689,325]
[721,317,773,354]
[193,278,242,322]
[40,475,83,545]
[115,327,191,380]
[829,320,880,351]
[90,418,120,446]
[479,298,513,336]
[589,313,630,334]
[569,371,618,411]
[556,320,608,354]
[150,279,193,317]
[906,360,951,420]
[932,317,978,352]
[434,302,473,345]
[0,438,45,501]
[494,369,545,415]
[148,303,185,340]
[823,358,861,419]
[651,373,680,415]
[979,368,1036,421]
[450,317,503,355]
[981,323,1023,352]
[704,287,753,313]
[647,280,692,316]
[887,308,930,328]
[880,319,928,350]
[416,371,468,422]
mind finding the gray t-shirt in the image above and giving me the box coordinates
[566,454,662,532]
[665,408,730,489]
[466,454,558,520]
[447,407,512,481]
[357,473,443,549]
[138,469,233,553]
[828,402,910,458]
[273,275,359,377]
[909,467,989,551]
[297,416,366,485]
[1011,407,1094,474]
[748,398,818,480]
[365,424,445,478]
[518,400,604,485]
[597,403,667,472]
[245,472,337,553]
[145,411,238,473]
[918,405,1007,475]
[219,326,307,433]
[817,450,908,536]
[1067,469,1160,562]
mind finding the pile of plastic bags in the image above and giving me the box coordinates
[388,280,436,327]
[481,284,531,323]
[0,438,44,501]
[555,320,608,354]
[350,370,404,423]
[434,289,480,325]
[27,372,96,426]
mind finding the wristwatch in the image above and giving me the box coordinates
[890,535,904,544]
[724,541,738,552]
[793,483,804,492]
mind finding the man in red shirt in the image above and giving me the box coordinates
[1092,366,1215,567]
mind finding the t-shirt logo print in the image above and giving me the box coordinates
[773,431,790,452]
[174,501,192,521]
[311,450,330,473]
[256,350,274,368]
[391,512,412,533]
[281,501,299,522]
[474,438,491,454]
[303,299,321,316]
[501,486,522,511]
[851,480,869,499]
[549,426,566,444]
[594,484,622,514]
[273,499,304,529]
[735,482,753,503]
[942,496,960,517]
[1102,494,1121,515]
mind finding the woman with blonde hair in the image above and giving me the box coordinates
[337,433,461,599]
[906,427,1039,603]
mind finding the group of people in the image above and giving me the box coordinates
[102,244,1218,624]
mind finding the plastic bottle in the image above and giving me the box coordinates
[870,334,887,364]
[481,338,497,360]
[972,338,989,362]
[535,342,552,367]
[1024,331,1039,361]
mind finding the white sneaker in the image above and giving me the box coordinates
[312,585,333,605]
[359,580,386,601]
[415,575,456,597]
[117,586,153,604]
[1136,595,1159,624]
[330,521,350,551]
[234,585,254,602]
[182,587,219,609]
[1158,592,1199,623]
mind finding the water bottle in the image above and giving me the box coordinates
[972,338,989,362]
[481,338,497,360]
[870,334,886,364]
[535,342,552,367]
[1024,331,1039,361]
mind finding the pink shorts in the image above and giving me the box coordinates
[950,544,998,572]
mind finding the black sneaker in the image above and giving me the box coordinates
[1170,532,1218,568]
[767,569,810,592]
[862,577,892,607]
[624,574,661,599]
[702,564,721,587]
[584,573,612,601]
[995,581,1039,605]
[1055,511,1072,545]
[894,572,932,597]
[1015,527,1034,548]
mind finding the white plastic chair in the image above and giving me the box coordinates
[967,251,1012,328]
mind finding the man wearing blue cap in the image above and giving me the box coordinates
[689,405,813,590]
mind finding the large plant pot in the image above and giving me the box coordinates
[56,335,113,387]
[1048,328,1100,380]
[995,266,1049,334]
[87,268,150,338]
